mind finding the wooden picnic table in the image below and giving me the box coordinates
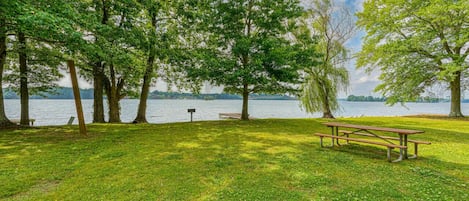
[319,122,426,162]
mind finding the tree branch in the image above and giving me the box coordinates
[412,14,454,55]
[117,77,126,99]
[408,47,438,60]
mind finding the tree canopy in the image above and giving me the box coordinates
[0,0,84,126]
[185,0,306,120]
[357,0,469,117]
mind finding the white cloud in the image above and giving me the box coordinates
[56,72,93,89]
[356,75,379,84]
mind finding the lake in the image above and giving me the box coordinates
[3,99,466,126]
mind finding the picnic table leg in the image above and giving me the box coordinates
[345,131,349,144]
[408,143,418,159]
[392,134,404,162]
[403,135,408,159]
[387,147,392,162]
[319,136,324,147]
[334,126,341,146]
[330,126,335,147]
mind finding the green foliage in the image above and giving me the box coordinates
[356,0,469,106]
[3,39,63,95]
[0,0,89,125]
[75,0,146,92]
[297,0,353,117]
[184,0,305,95]
[0,118,468,199]
[180,0,306,119]
[1,0,85,96]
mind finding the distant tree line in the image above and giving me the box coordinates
[147,91,295,100]
[149,91,296,100]
[3,87,94,99]
[346,95,386,102]
[347,95,449,103]
[2,87,294,100]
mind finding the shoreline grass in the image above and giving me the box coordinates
[1,117,468,200]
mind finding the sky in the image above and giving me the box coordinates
[337,0,381,97]
[57,0,379,98]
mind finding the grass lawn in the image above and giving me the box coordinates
[1,117,468,200]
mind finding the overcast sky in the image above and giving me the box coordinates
[58,0,379,97]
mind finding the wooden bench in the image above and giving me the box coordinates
[314,133,407,162]
[339,130,431,158]
[11,119,35,126]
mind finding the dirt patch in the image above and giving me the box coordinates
[12,180,60,199]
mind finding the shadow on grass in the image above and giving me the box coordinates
[1,119,468,200]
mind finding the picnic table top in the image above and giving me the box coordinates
[322,122,424,135]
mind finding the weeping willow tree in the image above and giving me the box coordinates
[298,0,354,118]
[300,64,349,118]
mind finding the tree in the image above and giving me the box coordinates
[133,0,179,123]
[357,0,469,117]
[74,0,119,123]
[1,0,80,126]
[89,0,108,123]
[186,0,304,120]
[0,8,14,127]
[78,0,145,123]
[298,0,353,118]
[101,11,144,123]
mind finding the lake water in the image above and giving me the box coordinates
[3,99,465,126]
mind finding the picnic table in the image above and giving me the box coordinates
[315,122,429,162]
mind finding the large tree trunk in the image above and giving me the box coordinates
[18,32,29,126]
[134,54,155,123]
[107,92,121,123]
[93,62,105,123]
[105,64,121,123]
[134,12,158,124]
[92,0,109,123]
[241,84,249,120]
[322,86,335,118]
[0,28,14,128]
[322,103,334,118]
[449,71,464,117]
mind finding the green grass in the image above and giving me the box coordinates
[1,117,468,200]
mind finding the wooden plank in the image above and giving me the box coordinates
[68,60,87,136]
[339,130,431,144]
[314,133,407,149]
[219,113,255,120]
[322,122,424,135]
[219,113,242,119]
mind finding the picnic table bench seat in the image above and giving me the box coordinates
[338,130,431,158]
[314,133,407,162]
